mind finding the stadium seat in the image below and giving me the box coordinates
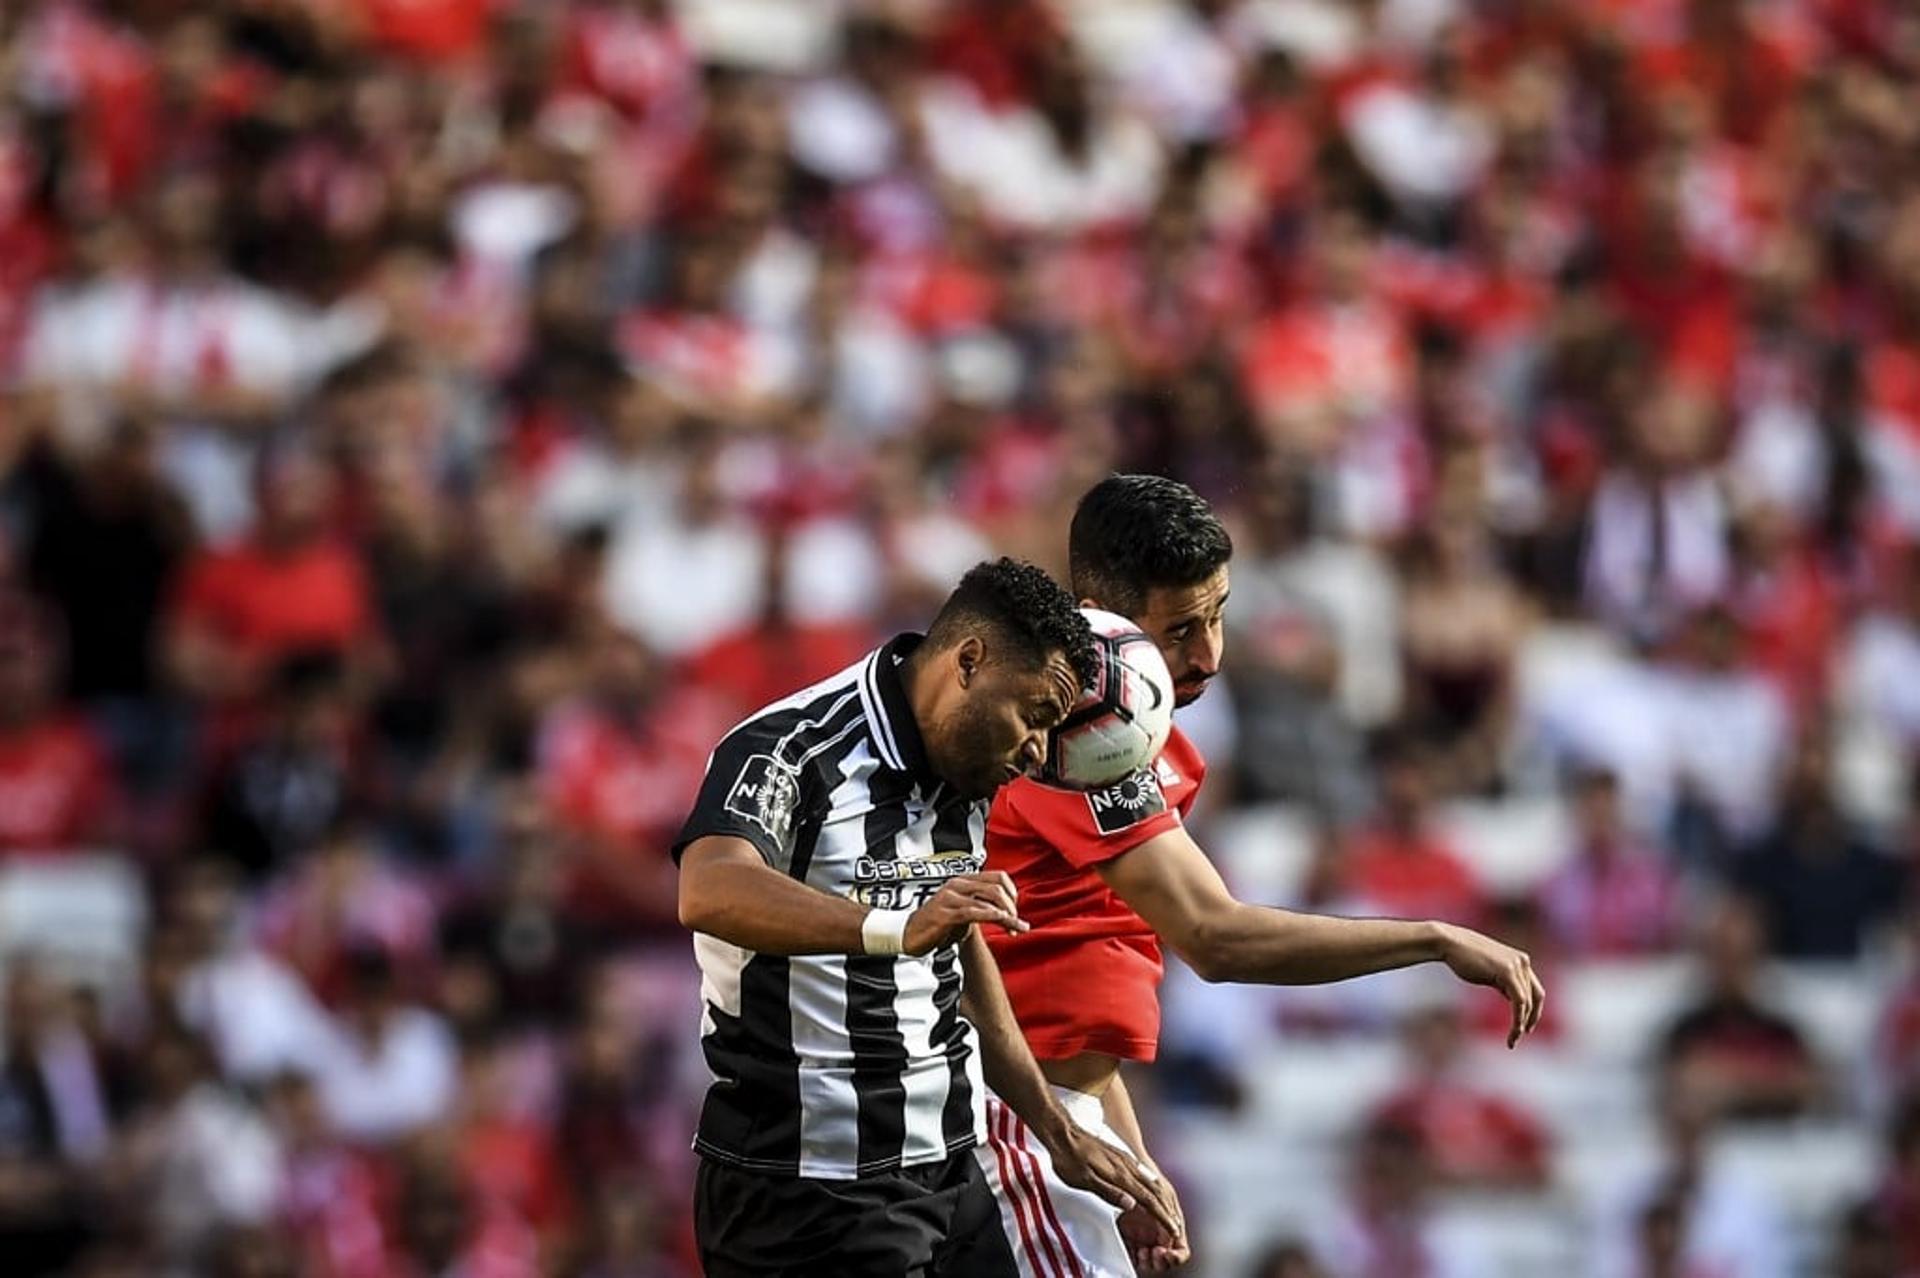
[1559,959,1697,1066]
[1205,802,1318,906]
[1436,797,1574,895]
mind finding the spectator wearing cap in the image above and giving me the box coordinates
[0,593,120,854]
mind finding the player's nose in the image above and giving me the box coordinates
[1186,631,1222,679]
[1017,732,1047,773]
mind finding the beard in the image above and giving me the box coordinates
[1174,676,1213,708]
[938,698,1020,801]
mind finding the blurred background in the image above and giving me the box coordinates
[0,0,1916,1274]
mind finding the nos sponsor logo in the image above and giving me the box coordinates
[1085,771,1167,835]
[725,754,801,846]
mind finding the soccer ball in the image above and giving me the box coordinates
[1044,609,1175,789]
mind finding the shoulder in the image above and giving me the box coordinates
[717,665,870,763]
[1157,726,1208,785]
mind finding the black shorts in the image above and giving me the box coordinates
[694,1147,1021,1278]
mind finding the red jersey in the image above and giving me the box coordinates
[984,728,1207,1061]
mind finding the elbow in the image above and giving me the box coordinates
[677,884,712,935]
[1178,925,1235,984]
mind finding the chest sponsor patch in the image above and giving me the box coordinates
[724,753,801,848]
[1086,770,1167,835]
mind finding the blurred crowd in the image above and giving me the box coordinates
[0,0,1918,1274]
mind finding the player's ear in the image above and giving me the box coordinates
[954,634,985,690]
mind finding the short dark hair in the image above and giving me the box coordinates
[926,558,1098,689]
[1069,474,1233,615]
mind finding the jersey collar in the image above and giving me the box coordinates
[863,632,943,791]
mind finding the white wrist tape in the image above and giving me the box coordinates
[861,908,913,957]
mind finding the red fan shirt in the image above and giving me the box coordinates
[169,538,374,670]
[984,728,1207,1061]
[0,714,116,853]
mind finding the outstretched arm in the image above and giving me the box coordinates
[1098,826,1546,1046]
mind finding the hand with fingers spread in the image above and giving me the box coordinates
[1436,922,1547,1048]
[903,871,1029,954]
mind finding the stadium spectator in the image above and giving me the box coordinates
[262,1068,391,1278]
[1591,1086,1790,1278]
[1395,507,1529,797]
[1245,1238,1332,1278]
[1734,730,1908,960]
[1366,996,1553,1192]
[164,445,378,706]
[307,946,457,1145]
[1660,898,1823,1124]
[111,1023,282,1270]
[1337,736,1486,927]
[1313,1115,1483,1278]
[199,650,362,881]
[535,621,732,933]
[162,857,335,1088]
[1539,765,1685,958]
[1865,1090,1920,1276]
[0,959,120,1275]
[0,592,119,853]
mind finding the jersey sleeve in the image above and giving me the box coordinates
[672,716,819,872]
[999,768,1183,869]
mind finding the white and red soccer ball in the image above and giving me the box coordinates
[1043,609,1175,790]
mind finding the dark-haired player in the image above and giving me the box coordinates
[977,477,1545,1275]
[675,558,1179,1277]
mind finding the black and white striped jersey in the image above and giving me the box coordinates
[672,633,990,1179]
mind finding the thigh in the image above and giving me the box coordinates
[695,1158,952,1278]
[933,1148,1024,1278]
[976,1095,1139,1278]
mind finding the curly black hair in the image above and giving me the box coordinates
[925,558,1099,690]
[1070,473,1233,615]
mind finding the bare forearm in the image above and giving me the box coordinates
[679,856,871,955]
[1191,908,1448,985]
[1100,1074,1156,1168]
[959,929,1072,1146]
